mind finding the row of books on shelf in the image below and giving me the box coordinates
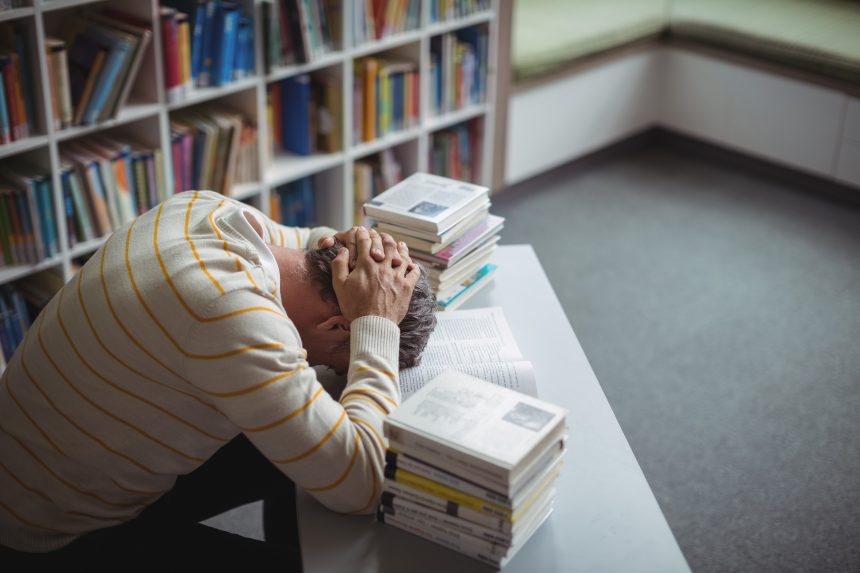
[353,147,402,223]
[429,27,487,115]
[44,9,150,130]
[0,284,29,372]
[0,23,36,144]
[0,265,71,373]
[0,164,56,265]
[60,138,167,244]
[263,0,340,71]
[353,0,420,45]
[429,0,490,23]
[270,176,316,227]
[161,1,255,102]
[379,368,568,567]
[364,171,499,310]
[430,120,481,184]
[0,1,26,12]
[171,105,258,197]
[269,73,341,156]
[353,56,419,144]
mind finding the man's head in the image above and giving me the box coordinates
[275,245,436,374]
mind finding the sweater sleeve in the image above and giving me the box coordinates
[182,290,400,514]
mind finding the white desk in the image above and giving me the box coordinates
[297,245,691,572]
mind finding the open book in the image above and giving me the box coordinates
[400,307,537,400]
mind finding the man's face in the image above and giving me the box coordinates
[287,293,350,374]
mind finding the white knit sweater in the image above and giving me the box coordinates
[0,190,401,552]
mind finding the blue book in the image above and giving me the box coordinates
[281,75,311,155]
[191,0,206,81]
[233,16,248,79]
[36,176,57,257]
[392,73,403,131]
[0,288,21,350]
[81,26,133,125]
[244,15,255,75]
[199,0,219,86]
[0,292,15,361]
[61,170,77,247]
[0,71,9,142]
[9,288,29,334]
[215,3,240,86]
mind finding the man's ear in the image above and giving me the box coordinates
[317,314,351,333]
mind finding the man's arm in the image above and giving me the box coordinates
[183,229,418,514]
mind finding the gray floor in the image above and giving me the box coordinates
[491,138,860,573]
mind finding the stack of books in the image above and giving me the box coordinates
[44,9,151,128]
[161,1,256,103]
[364,172,502,311]
[380,370,568,567]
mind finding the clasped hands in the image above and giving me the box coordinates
[318,228,419,325]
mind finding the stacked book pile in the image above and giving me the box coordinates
[364,172,502,311]
[380,370,568,567]
[161,1,256,103]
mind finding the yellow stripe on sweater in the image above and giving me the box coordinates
[305,432,361,492]
[274,410,346,464]
[240,385,323,432]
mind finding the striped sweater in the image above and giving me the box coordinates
[0,190,402,552]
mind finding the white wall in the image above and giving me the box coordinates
[506,47,858,188]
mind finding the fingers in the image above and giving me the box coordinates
[332,247,350,285]
[367,228,385,263]
[396,241,412,275]
[381,233,402,267]
[355,227,373,266]
[318,236,335,249]
[404,261,421,289]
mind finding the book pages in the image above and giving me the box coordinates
[400,308,538,399]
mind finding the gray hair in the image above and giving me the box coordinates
[305,246,437,369]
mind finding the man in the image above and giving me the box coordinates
[0,190,436,564]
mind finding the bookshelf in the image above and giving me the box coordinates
[0,0,498,292]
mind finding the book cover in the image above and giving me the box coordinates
[214,3,239,86]
[281,74,311,155]
[364,172,489,233]
[385,369,567,485]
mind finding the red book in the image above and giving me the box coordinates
[410,71,418,124]
[161,8,181,100]
[1,56,20,141]
[373,0,386,39]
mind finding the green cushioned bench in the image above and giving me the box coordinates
[513,0,860,85]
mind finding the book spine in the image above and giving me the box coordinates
[377,508,503,566]
[178,15,192,89]
[60,171,77,247]
[13,29,35,132]
[216,5,239,86]
[387,451,512,507]
[381,492,512,545]
[55,44,73,129]
[67,168,95,242]
[0,64,10,143]
[382,478,511,532]
[385,429,511,490]
[37,178,56,257]
[161,9,182,102]
[190,1,206,82]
